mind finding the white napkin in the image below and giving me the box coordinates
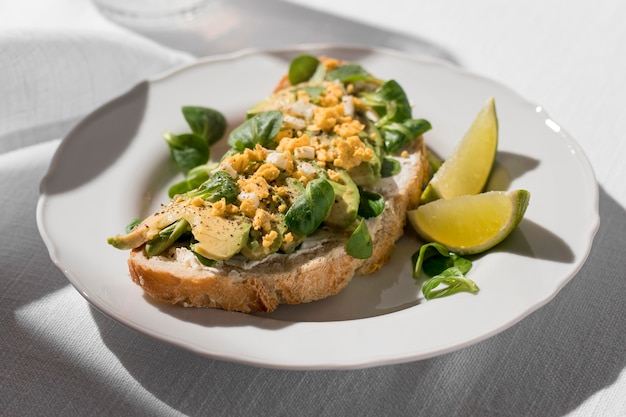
[0,29,194,154]
[0,26,195,415]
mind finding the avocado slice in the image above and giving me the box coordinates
[189,211,251,261]
[280,231,305,254]
[240,214,286,260]
[347,155,381,188]
[345,130,382,187]
[347,121,384,187]
[107,203,190,250]
[324,170,359,230]
[108,200,251,261]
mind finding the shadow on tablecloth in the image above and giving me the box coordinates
[96,0,460,63]
[2,122,622,416]
[86,186,625,417]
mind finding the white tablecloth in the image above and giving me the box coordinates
[2,1,625,416]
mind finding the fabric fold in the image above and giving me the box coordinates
[0,29,195,154]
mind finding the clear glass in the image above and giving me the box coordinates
[92,0,212,26]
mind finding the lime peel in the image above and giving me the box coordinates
[408,190,531,255]
[420,97,498,204]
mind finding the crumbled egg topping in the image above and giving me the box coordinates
[211,198,238,217]
[238,176,270,200]
[252,208,272,232]
[320,57,341,71]
[220,144,268,176]
[312,104,344,132]
[318,82,345,107]
[262,230,279,248]
[238,197,257,218]
[334,119,364,138]
[277,133,312,152]
[209,77,379,247]
[332,135,374,171]
[273,83,373,173]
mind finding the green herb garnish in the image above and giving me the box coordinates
[412,242,479,299]
[346,218,373,259]
[357,189,385,219]
[285,177,334,236]
[184,170,239,204]
[227,110,283,151]
[360,80,432,153]
[288,54,321,85]
[182,106,226,146]
[163,106,227,172]
[163,131,209,172]
[145,219,191,257]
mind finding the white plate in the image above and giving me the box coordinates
[37,45,599,370]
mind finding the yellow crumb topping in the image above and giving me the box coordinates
[239,198,257,218]
[321,57,341,71]
[247,144,269,161]
[255,163,281,182]
[313,104,344,132]
[327,169,341,182]
[274,186,290,198]
[332,135,374,170]
[314,146,334,165]
[211,198,238,217]
[275,128,294,142]
[296,89,311,102]
[262,230,279,248]
[223,144,268,174]
[277,133,311,152]
[333,119,365,138]
[292,170,315,184]
[351,96,367,111]
[252,208,272,232]
[238,176,270,200]
[319,83,344,107]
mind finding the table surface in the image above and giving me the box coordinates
[2,1,625,416]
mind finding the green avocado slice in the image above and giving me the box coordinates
[108,201,251,261]
[324,170,360,230]
[188,210,251,261]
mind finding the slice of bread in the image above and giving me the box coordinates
[127,137,428,313]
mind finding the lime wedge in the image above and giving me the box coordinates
[408,190,530,255]
[420,97,498,204]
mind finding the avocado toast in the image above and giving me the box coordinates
[108,56,431,313]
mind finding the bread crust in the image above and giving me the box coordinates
[127,138,428,313]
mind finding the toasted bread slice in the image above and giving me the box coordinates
[127,137,428,313]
